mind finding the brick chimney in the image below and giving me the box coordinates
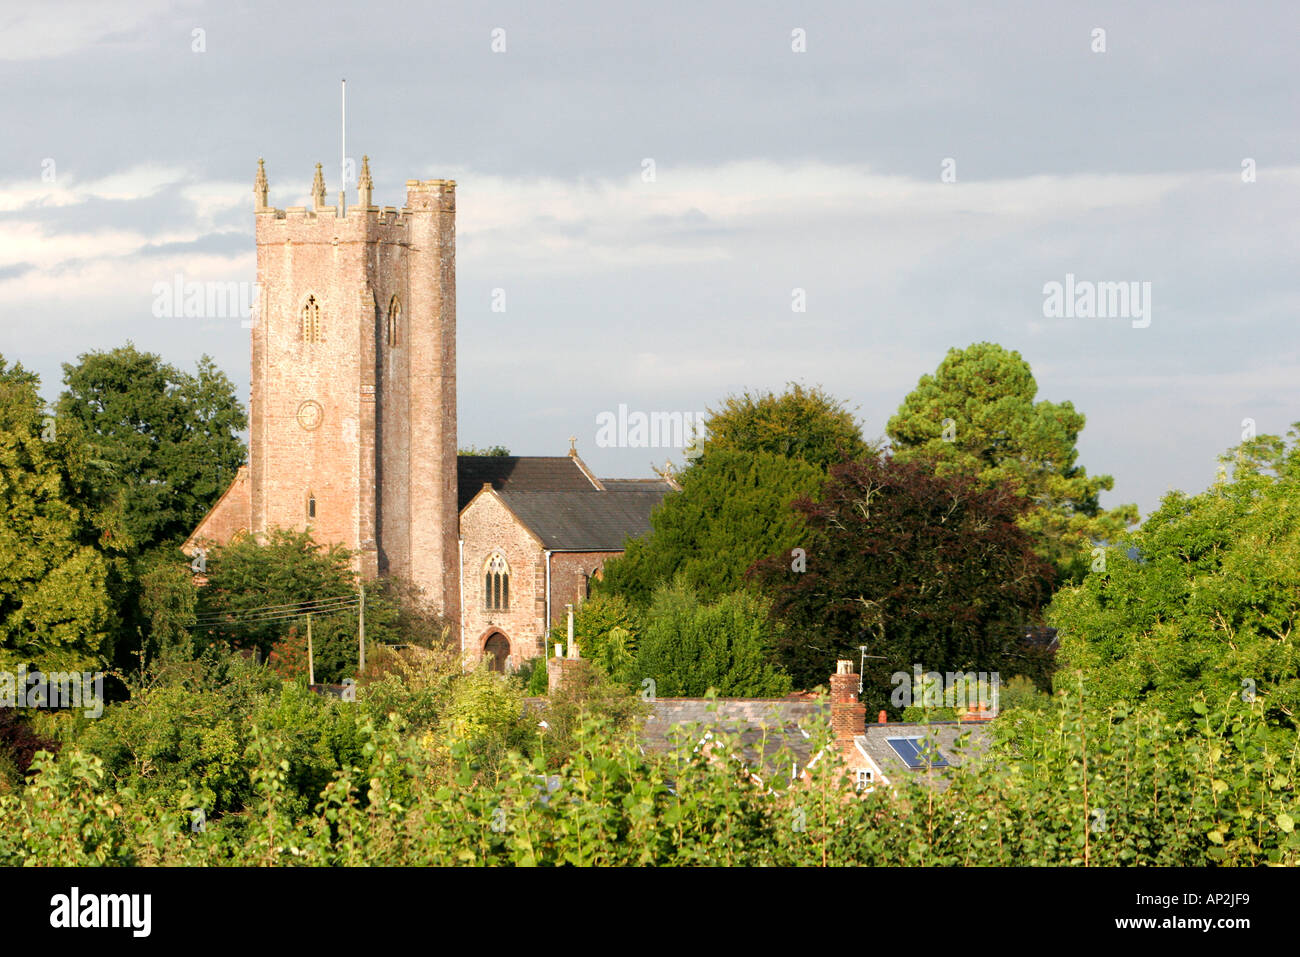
[829,660,866,745]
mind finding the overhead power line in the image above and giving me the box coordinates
[192,593,361,629]
[193,593,362,619]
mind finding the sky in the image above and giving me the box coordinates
[1,0,1297,518]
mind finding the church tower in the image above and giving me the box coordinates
[188,158,460,621]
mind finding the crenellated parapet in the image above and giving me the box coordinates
[252,159,456,230]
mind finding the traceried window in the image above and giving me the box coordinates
[302,295,322,343]
[484,554,509,611]
[387,295,401,347]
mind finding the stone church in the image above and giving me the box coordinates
[185,159,675,671]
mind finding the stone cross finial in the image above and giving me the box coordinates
[311,163,327,210]
[254,158,269,210]
[358,155,373,208]
[568,435,577,456]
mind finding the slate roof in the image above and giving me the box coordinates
[456,456,597,512]
[497,486,671,551]
[856,722,993,791]
[640,699,830,782]
[457,454,674,550]
[640,704,995,790]
[600,478,674,489]
[527,692,998,791]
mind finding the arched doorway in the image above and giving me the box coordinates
[484,632,511,673]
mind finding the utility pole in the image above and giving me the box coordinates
[358,583,366,674]
[307,615,315,686]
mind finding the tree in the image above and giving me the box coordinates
[268,614,360,685]
[700,383,872,471]
[753,454,1055,709]
[57,344,247,554]
[137,555,198,663]
[0,357,113,672]
[635,582,792,697]
[195,529,359,660]
[532,662,649,770]
[546,593,642,686]
[366,576,455,650]
[458,445,510,456]
[598,449,824,606]
[1049,427,1300,732]
[194,530,427,677]
[886,343,1136,581]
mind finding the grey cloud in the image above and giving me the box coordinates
[1,0,1297,519]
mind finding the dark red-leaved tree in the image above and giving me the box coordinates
[750,454,1056,711]
[0,708,59,777]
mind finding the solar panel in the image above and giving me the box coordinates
[886,736,949,769]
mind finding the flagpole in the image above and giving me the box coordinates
[339,78,346,216]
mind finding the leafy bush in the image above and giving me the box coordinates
[636,582,791,697]
[358,642,459,733]
[437,664,532,780]
[547,593,642,686]
[599,449,824,607]
[1051,428,1300,734]
[999,674,1052,712]
[1,678,1294,867]
[519,656,549,696]
[0,709,59,790]
[69,648,365,819]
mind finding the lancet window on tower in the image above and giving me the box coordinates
[484,554,509,611]
[387,295,401,347]
[302,295,322,343]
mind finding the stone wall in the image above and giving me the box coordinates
[185,466,251,553]
[458,489,547,667]
[547,551,621,629]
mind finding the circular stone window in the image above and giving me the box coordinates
[296,400,324,431]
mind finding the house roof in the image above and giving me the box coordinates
[458,454,674,549]
[639,703,996,790]
[456,455,597,511]
[600,477,675,489]
[640,699,830,782]
[856,722,993,790]
[497,485,671,550]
